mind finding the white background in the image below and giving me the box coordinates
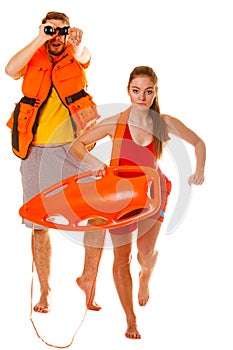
[0,0,232,349]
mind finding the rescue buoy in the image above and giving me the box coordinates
[19,165,161,231]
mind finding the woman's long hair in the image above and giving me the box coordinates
[128,66,169,158]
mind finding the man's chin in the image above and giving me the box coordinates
[48,47,65,56]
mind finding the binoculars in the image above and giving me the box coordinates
[44,26,70,35]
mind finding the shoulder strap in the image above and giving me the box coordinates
[110,107,131,166]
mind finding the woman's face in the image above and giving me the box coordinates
[128,75,157,110]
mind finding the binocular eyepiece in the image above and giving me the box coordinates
[44,26,70,35]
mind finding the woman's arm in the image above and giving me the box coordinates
[70,115,119,177]
[163,114,206,185]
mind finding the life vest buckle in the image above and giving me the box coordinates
[65,89,88,105]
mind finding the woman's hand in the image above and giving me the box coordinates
[188,170,205,185]
[92,163,107,178]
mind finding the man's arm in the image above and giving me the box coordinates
[68,27,91,64]
[5,24,50,78]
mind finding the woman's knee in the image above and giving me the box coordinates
[113,246,132,266]
[137,246,155,261]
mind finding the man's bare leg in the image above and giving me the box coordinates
[137,221,161,306]
[31,228,51,313]
[77,229,105,311]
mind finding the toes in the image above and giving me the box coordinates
[125,325,141,339]
[138,298,148,306]
[33,304,51,313]
[87,301,101,311]
[125,330,141,339]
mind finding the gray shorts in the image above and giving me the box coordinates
[20,143,91,229]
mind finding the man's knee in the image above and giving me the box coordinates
[33,228,49,236]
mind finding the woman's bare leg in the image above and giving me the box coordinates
[137,220,161,306]
[111,233,141,339]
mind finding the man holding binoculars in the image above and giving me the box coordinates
[5,11,99,313]
[44,25,70,36]
[41,13,87,57]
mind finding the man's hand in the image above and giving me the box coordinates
[67,27,91,63]
[68,27,83,46]
[39,23,56,42]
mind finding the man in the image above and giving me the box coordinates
[5,11,100,313]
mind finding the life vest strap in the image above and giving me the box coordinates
[20,96,40,106]
[65,89,88,105]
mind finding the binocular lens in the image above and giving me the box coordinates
[44,26,70,35]
[44,26,55,35]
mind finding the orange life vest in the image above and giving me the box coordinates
[6,43,98,159]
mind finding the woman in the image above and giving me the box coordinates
[70,66,206,339]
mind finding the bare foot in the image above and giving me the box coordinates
[76,277,101,311]
[138,271,150,306]
[138,250,158,306]
[125,323,141,339]
[33,294,51,313]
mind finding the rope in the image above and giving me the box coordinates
[29,223,106,348]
